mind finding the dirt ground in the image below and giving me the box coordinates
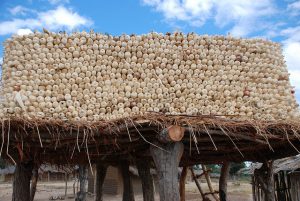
[0,180,252,201]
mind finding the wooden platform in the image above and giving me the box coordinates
[1,114,300,165]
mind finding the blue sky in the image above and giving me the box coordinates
[0,0,299,102]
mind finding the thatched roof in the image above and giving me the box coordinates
[0,115,300,166]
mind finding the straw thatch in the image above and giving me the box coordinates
[0,113,299,165]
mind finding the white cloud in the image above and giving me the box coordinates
[287,0,300,15]
[0,57,3,65]
[38,6,91,30]
[142,0,276,36]
[0,6,93,35]
[9,5,33,16]
[280,26,300,91]
[48,0,69,5]
[17,28,33,35]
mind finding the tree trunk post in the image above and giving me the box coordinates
[179,166,188,201]
[219,162,230,201]
[64,173,68,199]
[30,164,39,201]
[12,161,33,201]
[254,161,275,201]
[150,142,184,201]
[75,165,88,201]
[95,163,108,201]
[120,161,135,201]
[136,159,155,201]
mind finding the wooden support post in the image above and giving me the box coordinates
[12,161,33,201]
[95,163,108,201]
[159,125,185,143]
[150,142,184,201]
[120,161,135,201]
[64,173,68,199]
[179,166,188,201]
[219,162,230,201]
[30,165,39,201]
[75,165,88,201]
[136,159,154,201]
[254,161,275,201]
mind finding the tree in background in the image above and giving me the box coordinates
[229,162,246,175]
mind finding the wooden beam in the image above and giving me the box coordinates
[76,165,88,201]
[150,142,184,201]
[219,162,230,201]
[30,164,39,201]
[120,161,135,201]
[12,161,33,201]
[158,125,185,143]
[95,162,108,201]
[179,166,188,201]
[136,159,155,201]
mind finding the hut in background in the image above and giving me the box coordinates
[251,155,300,201]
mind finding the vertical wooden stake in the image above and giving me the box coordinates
[75,165,88,201]
[179,166,188,201]
[136,159,155,201]
[30,165,39,201]
[64,173,68,199]
[254,161,275,201]
[219,162,230,201]
[12,161,33,201]
[95,163,108,201]
[120,161,135,201]
[150,142,184,201]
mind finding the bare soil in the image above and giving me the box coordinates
[0,181,252,201]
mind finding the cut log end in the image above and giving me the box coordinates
[159,125,185,143]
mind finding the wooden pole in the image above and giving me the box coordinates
[95,163,108,201]
[136,159,155,201]
[150,142,184,201]
[64,173,68,199]
[75,165,88,201]
[254,161,275,201]
[179,166,188,201]
[120,161,135,201]
[30,165,39,201]
[190,167,206,199]
[201,165,219,201]
[12,161,33,201]
[219,162,230,201]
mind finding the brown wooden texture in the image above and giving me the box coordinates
[254,161,275,201]
[12,162,33,201]
[75,165,88,201]
[30,165,39,201]
[120,161,135,201]
[136,159,154,201]
[219,163,230,201]
[150,142,184,201]
[179,166,188,201]
[95,163,108,201]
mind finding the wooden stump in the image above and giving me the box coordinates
[95,163,108,201]
[75,165,88,201]
[136,159,154,201]
[179,166,188,201]
[254,161,275,201]
[120,161,135,201]
[30,165,39,201]
[12,161,33,201]
[150,142,184,201]
[219,162,230,201]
